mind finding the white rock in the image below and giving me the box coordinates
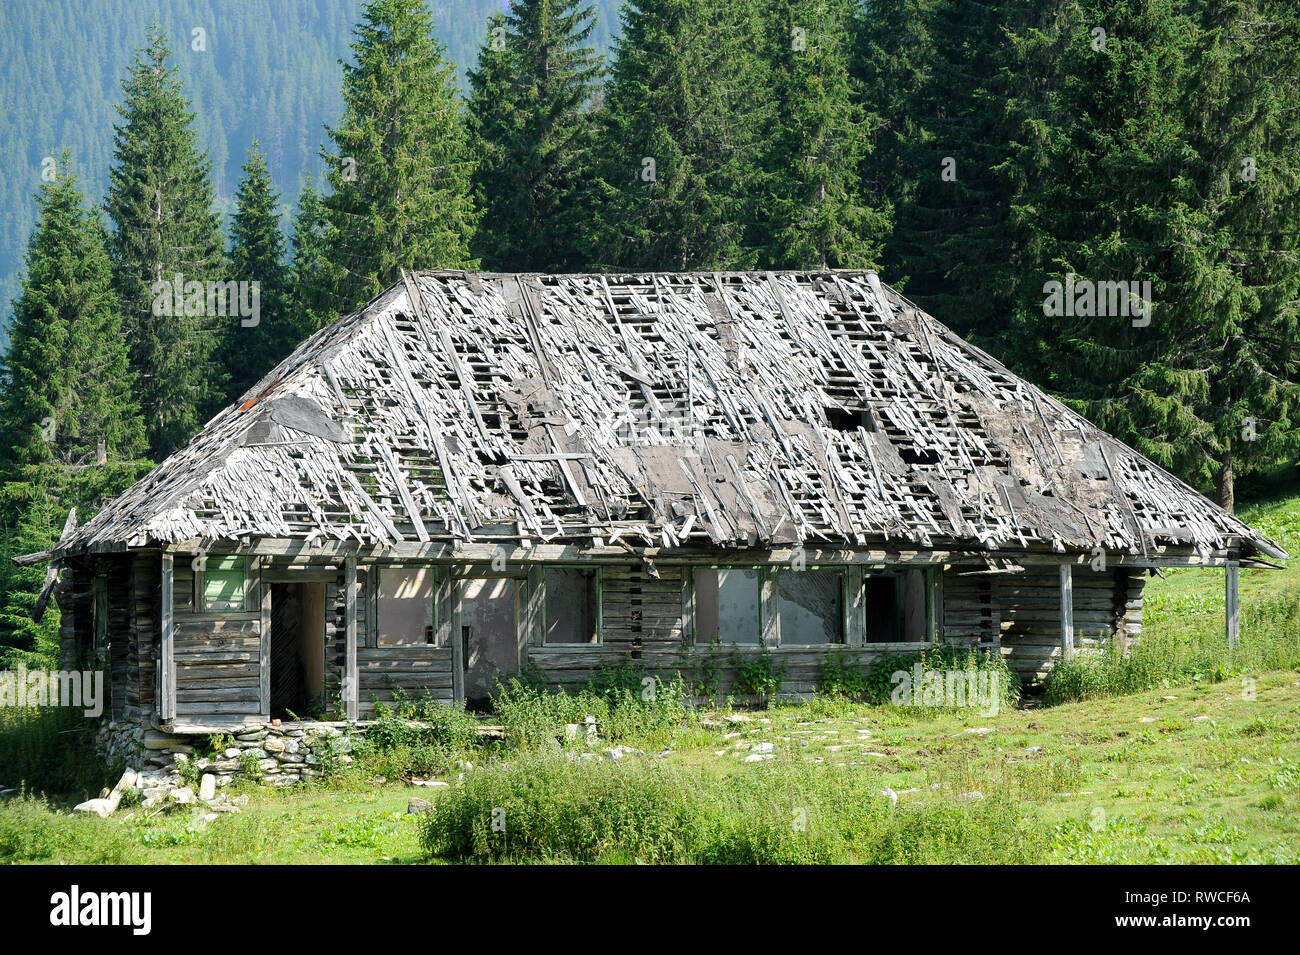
[743,753,774,762]
[168,787,194,804]
[751,742,774,754]
[412,780,449,788]
[198,774,217,801]
[73,796,120,818]
[224,748,241,759]
[958,791,985,802]
[881,787,898,805]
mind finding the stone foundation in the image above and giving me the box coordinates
[95,719,360,787]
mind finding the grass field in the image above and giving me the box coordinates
[3,493,1299,864]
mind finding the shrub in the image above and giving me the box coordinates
[821,645,1019,710]
[418,751,1045,864]
[355,699,481,779]
[490,672,692,752]
[730,645,786,705]
[0,706,112,800]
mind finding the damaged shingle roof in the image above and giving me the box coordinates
[63,270,1284,561]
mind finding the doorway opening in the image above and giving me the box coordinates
[461,577,519,709]
[269,581,326,719]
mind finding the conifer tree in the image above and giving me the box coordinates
[0,153,149,665]
[761,0,889,270]
[288,175,338,338]
[1010,0,1205,483]
[106,26,226,459]
[0,153,146,484]
[220,142,291,402]
[583,0,774,270]
[1156,0,1300,507]
[322,0,479,313]
[861,0,1032,348]
[468,2,604,272]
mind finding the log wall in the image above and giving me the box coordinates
[101,553,1149,721]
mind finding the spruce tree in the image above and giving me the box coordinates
[0,483,64,667]
[862,0,1032,348]
[322,0,479,313]
[288,175,338,338]
[1158,0,1300,507]
[583,0,774,270]
[761,0,889,270]
[467,2,604,272]
[1010,0,1205,484]
[0,152,146,484]
[0,153,149,665]
[220,142,291,402]
[106,26,226,459]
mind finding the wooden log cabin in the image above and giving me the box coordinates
[38,270,1283,730]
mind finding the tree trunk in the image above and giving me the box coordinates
[1216,443,1234,514]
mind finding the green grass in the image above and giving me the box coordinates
[3,674,1298,864]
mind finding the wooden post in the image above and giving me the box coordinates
[844,567,866,647]
[760,568,781,648]
[450,574,464,704]
[1059,563,1074,659]
[1226,560,1240,649]
[259,558,271,718]
[160,553,175,721]
[344,556,358,720]
[925,566,939,644]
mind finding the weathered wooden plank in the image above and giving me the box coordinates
[161,553,175,721]
[345,556,358,720]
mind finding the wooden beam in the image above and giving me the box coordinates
[160,553,175,720]
[344,556,358,720]
[154,536,1250,569]
[1059,563,1074,659]
[1226,560,1240,649]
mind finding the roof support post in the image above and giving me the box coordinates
[761,569,780,649]
[344,556,358,720]
[1226,559,1240,650]
[160,553,175,721]
[259,558,271,718]
[1059,563,1074,659]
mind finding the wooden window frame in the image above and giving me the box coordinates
[373,564,439,649]
[540,565,603,646]
[772,566,848,648]
[197,555,252,614]
[692,565,765,646]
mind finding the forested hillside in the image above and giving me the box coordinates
[0,0,624,347]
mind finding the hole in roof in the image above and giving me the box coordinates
[825,406,878,433]
[899,447,941,466]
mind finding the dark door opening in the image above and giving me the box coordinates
[269,581,326,719]
[461,577,519,710]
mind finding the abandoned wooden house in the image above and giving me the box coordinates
[39,269,1283,731]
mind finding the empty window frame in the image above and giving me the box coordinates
[777,568,845,645]
[377,567,436,646]
[544,567,601,645]
[201,557,248,612]
[862,569,929,643]
[694,567,762,645]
